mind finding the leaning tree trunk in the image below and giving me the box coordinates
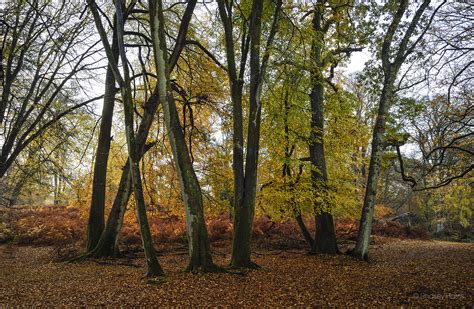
[86,21,118,252]
[89,0,196,258]
[308,8,338,255]
[282,91,315,249]
[353,80,394,260]
[88,0,164,277]
[149,0,217,272]
[353,0,432,260]
[90,95,158,258]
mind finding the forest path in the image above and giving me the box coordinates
[0,238,472,306]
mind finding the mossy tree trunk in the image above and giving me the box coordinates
[149,0,217,272]
[88,0,196,259]
[88,0,164,277]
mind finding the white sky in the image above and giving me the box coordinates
[344,51,372,73]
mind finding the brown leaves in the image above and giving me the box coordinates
[0,239,472,306]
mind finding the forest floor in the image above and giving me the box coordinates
[0,237,472,306]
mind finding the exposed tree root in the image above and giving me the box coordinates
[230,260,261,270]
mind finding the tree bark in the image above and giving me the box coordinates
[353,79,394,260]
[230,0,266,269]
[149,0,217,272]
[308,5,338,255]
[88,0,164,277]
[217,0,282,268]
[89,0,196,258]
[353,0,433,260]
[86,19,118,252]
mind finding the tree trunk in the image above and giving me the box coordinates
[282,91,316,250]
[89,0,196,259]
[309,7,338,255]
[216,0,282,268]
[353,0,433,260]
[91,99,158,258]
[230,0,265,268]
[353,80,393,260]
[295,214,314,248]
[92,163,131,258]
[149,0,217,272]
[86,21,118,252]
[9,178,25,207]
[88,0,164,277]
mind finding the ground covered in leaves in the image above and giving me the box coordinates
[0,238,472,306]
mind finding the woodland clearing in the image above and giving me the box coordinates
[0,238,472,306]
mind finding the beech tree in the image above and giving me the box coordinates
[86,15,119,252]
[354,0,446,260]
[149,0,219,272]
[217,0,282,268]
[306,0,364,254]
[87,0,164,277]
[88,0,197,259]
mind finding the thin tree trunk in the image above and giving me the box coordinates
[88,0,164,277]
[216,0,247,266]
[354,0,433,260]
[53,173,60,205]
[295,214,314,248]
[282,90,315,249]
[149,0,217,272]
[9,178,25,207]
[90,0,196,258]
[353,81,393,260]
[91,104,158,258]
[86,20,118,252]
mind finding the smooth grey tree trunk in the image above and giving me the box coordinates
[354,0,435,260]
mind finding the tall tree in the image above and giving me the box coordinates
[149,0,218,272]
[307,2,338,254]
[88,0,197,258]
[354,0,445,260]
[307,0,364,254]
[87,0,164,277]
[217,0,282,268]
[86,16,119,252]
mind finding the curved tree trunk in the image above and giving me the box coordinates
[88,0,164,277]
[149,0,217,272]
[91,102,158,258]
[89,0,196,258]
[86,20,118,252]
[354,0,433,260]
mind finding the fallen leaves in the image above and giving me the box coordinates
[0,238,472,306]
